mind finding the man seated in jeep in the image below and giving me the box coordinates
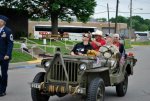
[71,33,93,56]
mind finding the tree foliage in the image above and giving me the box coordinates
[0,0,97,34]
[109,15,150,31]
[144,19,150,31]
[110,16,128,23]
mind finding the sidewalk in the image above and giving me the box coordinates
[9,59,42,69]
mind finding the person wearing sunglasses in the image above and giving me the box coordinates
[71,33,93,56]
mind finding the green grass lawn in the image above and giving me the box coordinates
[124,39,132,49]
[12,39,141,63]
[12,39,73,63]
[39,45,71,55]
[14,43,21,48]
[28,39,79,46]
[131,40,150,45]
[10,50,36,63]
[27,39,78,55]
[123,39,150,49]
[29,39,133,49]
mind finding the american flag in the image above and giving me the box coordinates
[120,52,125,65]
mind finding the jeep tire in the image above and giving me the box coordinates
[116,72,128,97]
[31,72,50,101]
[86,78,105,101]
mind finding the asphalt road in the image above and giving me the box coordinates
[0,46,150,101]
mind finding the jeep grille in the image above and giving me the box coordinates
[50,61,78,82]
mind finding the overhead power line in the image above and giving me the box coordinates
[95,11,107,14]
[97,4,116,10]
[95,11,150,14]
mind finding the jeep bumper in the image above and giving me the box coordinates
[30,82,86,95]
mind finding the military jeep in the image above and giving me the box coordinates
[30,46,137,101]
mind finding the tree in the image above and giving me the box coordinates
[1,0,96,34]
[129,16,146,31]
[140,24,149,31]
[109,15,127,23]
[144,19,150,30]
[109,15,150,31]
[131,16,144,24]
[131,19,141,31]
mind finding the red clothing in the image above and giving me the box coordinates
[113,42,120,48]
[91,38,106,51]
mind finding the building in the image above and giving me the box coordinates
[29,21,128,38]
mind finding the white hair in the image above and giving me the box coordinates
[113,34,120,38]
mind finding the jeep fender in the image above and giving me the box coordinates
[125,64,133,75]
[85,69,111,86]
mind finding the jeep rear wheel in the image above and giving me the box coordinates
[86,78,105,101]
[31,72,50,101]
[116,72,128,97]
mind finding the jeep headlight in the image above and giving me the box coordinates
[41,60,51,70]
[44,61,50,67]
[79,64,87,70]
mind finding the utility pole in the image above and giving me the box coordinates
[107,3,110,34]
[129,0,133,46]
[115,0,119,33]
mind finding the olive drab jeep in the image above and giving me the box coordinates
[30,46,137,101]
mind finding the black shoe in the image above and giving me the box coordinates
[0,92,6,97]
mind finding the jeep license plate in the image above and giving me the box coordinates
[31,83,41,89]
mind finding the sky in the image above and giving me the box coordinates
[93,0,150,19]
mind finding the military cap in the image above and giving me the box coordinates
[0,15,8,22]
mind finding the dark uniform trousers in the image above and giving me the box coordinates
[0,60,9,93]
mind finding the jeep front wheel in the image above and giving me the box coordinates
[86,78,105,101]
[116,72,128,97]
[31,72,50,101]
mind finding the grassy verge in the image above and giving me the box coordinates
[14,43,21,48]
[27,39,78,55]
[10,50,36,63]
[39,45,71,55]
[30,39,133,49]
[12,39,137,63]
[124,39,132,49]
[28,39,78,46]
[131,40,150,45]
[12,39,75,63]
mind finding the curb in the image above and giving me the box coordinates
[132,45,150,46]
[9,59,42,69]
